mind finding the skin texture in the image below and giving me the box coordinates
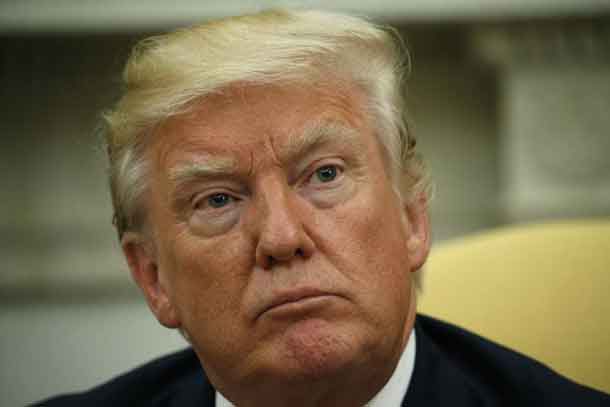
[122,81,430,407]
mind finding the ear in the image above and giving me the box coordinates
[403,193,431,272]
[121,233,181,329]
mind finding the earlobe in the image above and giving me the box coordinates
[121,233,181,329]
[404,194,431,271]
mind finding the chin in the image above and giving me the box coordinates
[261,318,371,381]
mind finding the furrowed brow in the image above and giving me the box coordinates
[280,121,364,162]
[169,156,239,186]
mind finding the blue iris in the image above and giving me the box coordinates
[316,165,337,183]
[208,193,231,208]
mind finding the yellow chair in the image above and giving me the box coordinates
[418,219,610,393]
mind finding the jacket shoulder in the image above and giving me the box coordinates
[415,314,610,406]
[32,348,212,407]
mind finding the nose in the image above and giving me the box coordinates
[251,177,315,269]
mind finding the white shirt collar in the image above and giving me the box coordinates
[215,330,416,407]
[366,330,416,407]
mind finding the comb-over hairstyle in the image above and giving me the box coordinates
[103,8,429,239]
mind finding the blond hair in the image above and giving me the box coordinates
[103,9,429,239]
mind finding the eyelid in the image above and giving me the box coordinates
[191,188,241,211]
[302,159,345,186]
[186,188,243,237]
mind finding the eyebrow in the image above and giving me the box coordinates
[168,121,364,186]
[279,121,364,163]
[169,156,239,186]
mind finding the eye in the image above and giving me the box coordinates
[206,192,233,209]
[313,164,339,183]
[187,189,243,236]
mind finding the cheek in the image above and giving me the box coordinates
[320,184,413,308]
[160,232,253,337]
[337,185,409,264]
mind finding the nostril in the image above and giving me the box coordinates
[266,248,304,268]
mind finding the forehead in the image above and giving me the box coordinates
[149,82,371,170]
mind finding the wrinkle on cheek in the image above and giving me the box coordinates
[247,151,254,178]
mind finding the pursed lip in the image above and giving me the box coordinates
[257,288,338,319]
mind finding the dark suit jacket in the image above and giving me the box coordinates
[34,315,610,406]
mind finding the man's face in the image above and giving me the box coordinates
[125,81,429,403]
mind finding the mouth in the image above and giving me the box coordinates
[258,288,339,319]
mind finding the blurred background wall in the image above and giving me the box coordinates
[1,1,609,405]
